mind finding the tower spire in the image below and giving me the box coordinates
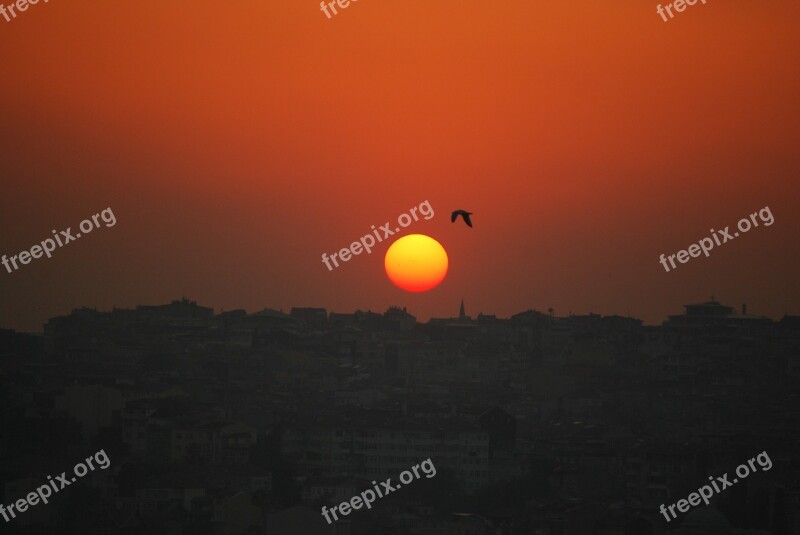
[459,299,465,320]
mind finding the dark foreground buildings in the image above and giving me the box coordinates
[1,298,798,534]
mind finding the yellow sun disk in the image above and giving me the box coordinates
[384,234,448,292]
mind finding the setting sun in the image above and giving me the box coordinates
[384,234,448,292]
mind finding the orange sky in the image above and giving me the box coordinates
[1,0,799,331]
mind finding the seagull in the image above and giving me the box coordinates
[451,210,473,227]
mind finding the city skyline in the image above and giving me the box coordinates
[3,294,791,335]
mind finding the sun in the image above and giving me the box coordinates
[384,234,448,292]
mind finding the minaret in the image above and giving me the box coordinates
[459,299,466,320]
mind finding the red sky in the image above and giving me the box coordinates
[1,0,799,332]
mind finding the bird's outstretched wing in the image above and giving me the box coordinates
[451,209,473,227]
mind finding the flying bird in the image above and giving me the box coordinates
[451,210,473,227]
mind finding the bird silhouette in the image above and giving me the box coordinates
[451,210,473,227]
